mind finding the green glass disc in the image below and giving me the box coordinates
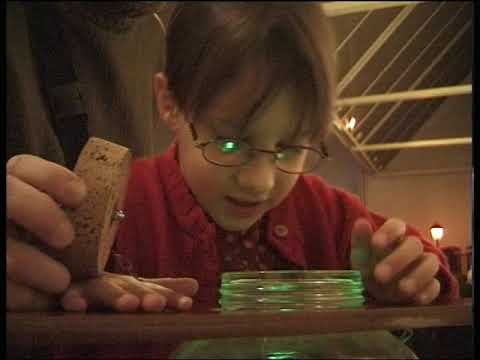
[219,270,365,311]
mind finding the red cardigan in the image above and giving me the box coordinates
[111,143,459,308]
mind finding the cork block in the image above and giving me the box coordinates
[51,137,131,280]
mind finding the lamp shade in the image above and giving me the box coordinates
[429,223,444,241]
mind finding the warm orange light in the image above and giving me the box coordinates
[430,227,444,241]
[345,116,356,130]
[429,223,444,247]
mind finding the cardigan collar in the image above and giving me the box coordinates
[160,142,215,241]
[159,142,307,269]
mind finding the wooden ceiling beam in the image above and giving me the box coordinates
[323,2,424,17]
[352,137,471,152]
[337,85,471,107]
[360,17,471,145]
[336,5,416,94]
[341,2,445,125]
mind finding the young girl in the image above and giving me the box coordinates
[61,2,458,314]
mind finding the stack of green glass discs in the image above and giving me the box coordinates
[173,271,419,359]
[219,270,365,311]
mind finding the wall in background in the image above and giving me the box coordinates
[313,132,364,199]
[364,169,471,249]
[385,75,471,172]
[363,83,472,250]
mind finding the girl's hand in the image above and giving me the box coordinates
[60,272,199,313]
[350,218,441,305]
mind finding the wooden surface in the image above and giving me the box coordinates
[7,298,472,347]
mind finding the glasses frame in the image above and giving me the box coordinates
[188,123,329,174]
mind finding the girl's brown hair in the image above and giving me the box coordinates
[165,2,336,143]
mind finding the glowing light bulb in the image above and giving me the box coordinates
[429,223,444,248]
[430,227,444,241]
[345,116,356,130]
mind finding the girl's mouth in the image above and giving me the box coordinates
[224,196,265,218]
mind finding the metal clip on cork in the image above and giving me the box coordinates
[49,137,132,280]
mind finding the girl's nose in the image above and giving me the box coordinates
[235,155,276,197]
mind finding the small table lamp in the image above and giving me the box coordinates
[429,223,444,248]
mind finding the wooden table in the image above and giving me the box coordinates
[7,298,472,347]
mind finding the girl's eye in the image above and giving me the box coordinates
[276,147,301,159]
[218,140,241,153]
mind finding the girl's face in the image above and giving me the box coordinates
[174,75,308,233]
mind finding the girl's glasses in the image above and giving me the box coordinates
[188,123,329,174]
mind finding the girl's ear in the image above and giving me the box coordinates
[153,72,183,132]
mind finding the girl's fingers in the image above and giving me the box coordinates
[141,293,169,312]
[78,278,141,312]
[107,273,197,311]
[371,218,406,259]
[114,278,168,312]
[398,252,440,297]
[138,277,199,297]
[61,287,88,312]
[134,280,194,311]
[413,278,441,305]
[61,273,197,313]
[350,219,374,276]
[374,235,423,284]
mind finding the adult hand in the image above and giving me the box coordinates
[61,273,199,312]
[6,155,87,311]
[350,218,441,305]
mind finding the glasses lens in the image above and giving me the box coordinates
[202,140,323,173]
[203,139,250,166]
[276,147,321,173]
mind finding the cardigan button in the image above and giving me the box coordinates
[274,224,288,238]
